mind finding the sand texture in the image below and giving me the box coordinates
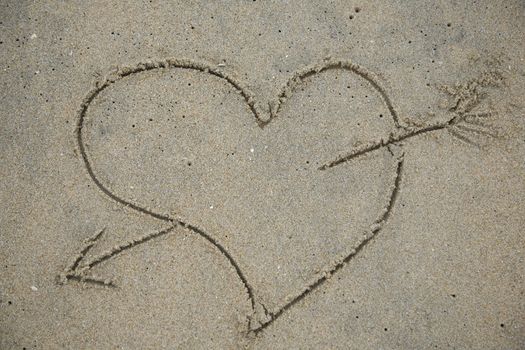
[1,1,524,349]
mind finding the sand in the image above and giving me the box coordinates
[1,1,524,349]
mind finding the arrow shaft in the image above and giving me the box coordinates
[319,122,447,170]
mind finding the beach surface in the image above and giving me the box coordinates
[1,1,524,348]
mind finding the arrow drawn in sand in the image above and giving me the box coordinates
[60,57,505,335]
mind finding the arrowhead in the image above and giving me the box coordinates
[59,228,115,287]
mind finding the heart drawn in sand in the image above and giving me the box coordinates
[73,58,410,331]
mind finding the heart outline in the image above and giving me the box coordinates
[74,57,405,332]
